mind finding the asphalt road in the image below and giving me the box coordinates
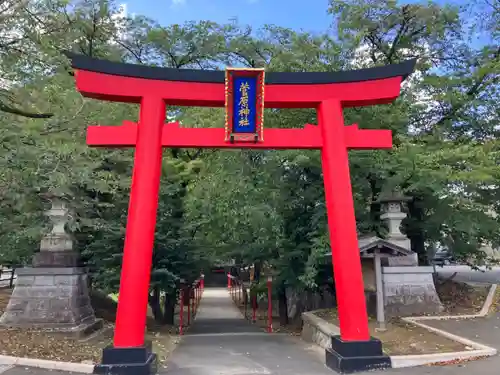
[436,265,500,284]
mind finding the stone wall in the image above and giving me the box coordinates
[285,287,337,322]
[382,266,444,317]
[301,311,339,350]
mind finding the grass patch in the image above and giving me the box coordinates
[0,288,178,368]
[436,280,491,315]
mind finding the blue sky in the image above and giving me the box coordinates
[125,0,332,32]
[124,0,467,33]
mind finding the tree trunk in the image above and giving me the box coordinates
[230,265,239,279]
[368,175,383,236]
[162,292,177,325]
[148,286,163,323]
[254,262,261,282]
[406,197,427,264]
[277,287,289,326]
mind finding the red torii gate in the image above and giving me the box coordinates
[68,53,415,374]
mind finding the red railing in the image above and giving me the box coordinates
[178,274,204,335]
[228,273,273,334]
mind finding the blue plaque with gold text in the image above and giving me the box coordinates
[225,67,265,142]
[233,76,257,133]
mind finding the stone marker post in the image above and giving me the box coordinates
[373,248,386,331]
[0,195,103,337]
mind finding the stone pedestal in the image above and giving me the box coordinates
[382,266,444,317]
[0,267,103,337]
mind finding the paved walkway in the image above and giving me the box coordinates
[164,287,332,375]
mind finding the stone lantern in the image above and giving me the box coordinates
[378,193,412,251]
[0,194,102,337]
[32,195,79,267]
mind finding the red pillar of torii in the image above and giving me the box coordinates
[68,53,415,374]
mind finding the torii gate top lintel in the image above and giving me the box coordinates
[68,53,416,108]
[67,53,415,150]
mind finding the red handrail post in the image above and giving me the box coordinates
[244,287,248,318]
[252,293,257,323]
[267,276,273,333]
[187,288,191,325]
[179,282,185,336]
[238,281,242,302]
[193,285,196,314]
[230,277,234,299]
[191,287,195,317]
[195,284,199,310]
[193,283,197,311]
[227,273,231,289]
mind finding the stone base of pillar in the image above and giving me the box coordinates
[382,266,444,317]
[0,267,103,338]
[32,251,82,268]
[325,336,391,373]
[94,342,157,375]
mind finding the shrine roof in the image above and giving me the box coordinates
[66,52,416,85]
[323,235,415,257]
[357,236,414,256]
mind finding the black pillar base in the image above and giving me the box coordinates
[325,336,391,374]
[94,342,158,375]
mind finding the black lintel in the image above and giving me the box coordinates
[65,52,416,85]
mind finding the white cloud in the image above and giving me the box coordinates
[172,0,186,5]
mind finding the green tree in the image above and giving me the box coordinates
[328,0,500,264]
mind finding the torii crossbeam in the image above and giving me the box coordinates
[68,53,415,375]
[86,121,391,149]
